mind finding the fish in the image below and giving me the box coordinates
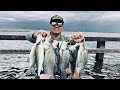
[26,37,88,79]
[42,37,58,79]
[57,40,80,79]
[66,42,80,79]
[59,41,71,79]
[26,35,59,79]
[59,40,88,79]
[26,34,45,78]
[36,35,45,77]
[75,39,88,78]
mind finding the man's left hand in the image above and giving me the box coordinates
[69,32,85,43]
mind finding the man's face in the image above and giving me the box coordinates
[50,20,64,34]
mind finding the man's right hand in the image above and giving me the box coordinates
[35,74,50,79]
[32,30,49,39]
[40,74,50,79]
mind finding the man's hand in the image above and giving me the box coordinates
[35,74,50,79]
[69,32,85,43]
[33,30,49,39]
[40,74,50,79]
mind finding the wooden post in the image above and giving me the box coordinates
[93,41,105,73]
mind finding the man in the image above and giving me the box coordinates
[26,15,86,79]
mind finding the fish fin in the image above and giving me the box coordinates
[25,67,36,76]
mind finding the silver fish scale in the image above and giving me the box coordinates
[43,39,58,79]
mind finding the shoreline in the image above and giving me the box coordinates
[0,28,120,34]
[0,28,35,32]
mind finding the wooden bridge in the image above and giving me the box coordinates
[0,35,120,73]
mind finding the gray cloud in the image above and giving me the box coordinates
[0,11,120,22]
[0,11,120,32]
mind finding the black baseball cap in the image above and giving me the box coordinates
[50,15,64,24]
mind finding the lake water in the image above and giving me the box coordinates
[1,31,120,79]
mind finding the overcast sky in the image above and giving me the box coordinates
[0,11,120,22]
[0,11,120,32]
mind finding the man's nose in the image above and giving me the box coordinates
[55,25,59,28]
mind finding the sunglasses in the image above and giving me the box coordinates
[51,22,63,27]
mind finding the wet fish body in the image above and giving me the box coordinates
[26,34,44,77]
[59,41,71,79]
[36,40,44,76]
[76,41,88,77]
[43,37,58,79]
